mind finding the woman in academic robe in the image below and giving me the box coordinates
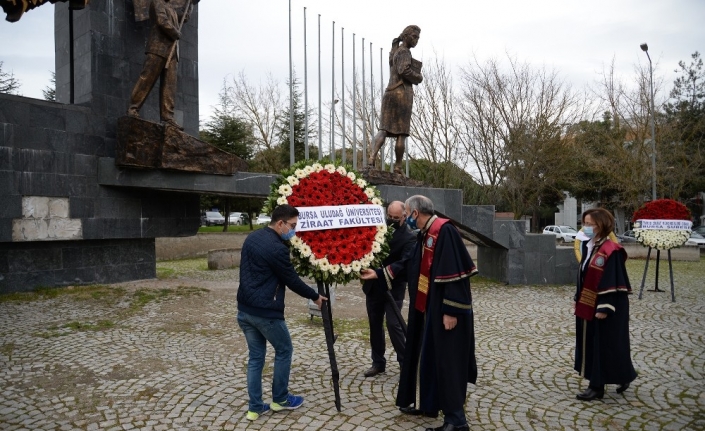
[573,207,637,401]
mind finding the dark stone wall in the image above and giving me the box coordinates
[0,239,156,293]
[0,93,200,291]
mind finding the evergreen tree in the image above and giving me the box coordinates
[42,71,56,102]
[0,61,21,94]
[275,73,317,167]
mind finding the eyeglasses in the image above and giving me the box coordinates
[283,221,297,230]
[387,216,404,223]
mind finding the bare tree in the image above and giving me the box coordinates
[588,58,665,212]
[408,55,469,186]
[0,61,21,94]
[222,71,283,152]
[217,71,284,173]
[459,54,584,220]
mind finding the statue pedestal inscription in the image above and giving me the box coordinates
[116,116,246,175]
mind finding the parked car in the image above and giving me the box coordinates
[228,212,249,225]
[693,225,705,236]
[686,231,705,247]
[255,213,271,225]
[201,211,225,226]
[618,230,638,243]
[542,225,579,243]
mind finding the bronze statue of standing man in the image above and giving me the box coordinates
[127,0,191,130]
[368,25,423,174]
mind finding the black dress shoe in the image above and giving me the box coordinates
[616,382,630,394]
[400,406,423,415]
[400,406,439,418]
[363,365,384,377]
[424,424,470,431]
[576,387,604,401]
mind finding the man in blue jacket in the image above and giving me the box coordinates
[237,204,326,421]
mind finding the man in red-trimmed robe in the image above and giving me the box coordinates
[361,195,478,431]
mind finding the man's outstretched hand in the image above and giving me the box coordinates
[359,269,378,280]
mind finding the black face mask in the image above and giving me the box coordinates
[386,218,401,230]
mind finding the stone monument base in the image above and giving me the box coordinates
[358,167,425,187]
[116,116,247,175]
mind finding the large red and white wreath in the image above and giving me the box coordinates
[631,199,692,250]
[263,161,390,284]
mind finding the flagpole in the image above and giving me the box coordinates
[330,21,335,159]
[317,14,322,160]
[361,38,367,167]
[352,33,357,170]
[288,0,294,166]
[304,7,309,160]
[341,27,346,164]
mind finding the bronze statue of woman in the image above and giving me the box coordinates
[368,25,423,174]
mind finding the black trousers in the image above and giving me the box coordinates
[365,284,406,369]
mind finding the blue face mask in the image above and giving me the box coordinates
[583,226,594,238]
[406,212,418,230]
[280,229,296,241]
[280,221,296,241]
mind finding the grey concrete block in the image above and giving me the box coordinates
[29,104,66,131]
[73,154,97,177]
[524,252,542,284]
[0,145,12,169]
[507,249,525,285]
[555,248,578,285]
[0,124,14,148]
[0,217,13,242]
[69,197,95,218]
[0,195,21,218]
[0,95,31,126]
[8,248,62,272]
[81,218,105,239]
[477,247,507,284]
[0,171,18,195]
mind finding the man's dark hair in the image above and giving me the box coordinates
[270,204,299,224]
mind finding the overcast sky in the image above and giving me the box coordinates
[1,0,703,124]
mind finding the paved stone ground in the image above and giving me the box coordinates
[0,257,703,431]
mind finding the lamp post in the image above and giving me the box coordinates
[329,99,339,158]
[640,43,657,201]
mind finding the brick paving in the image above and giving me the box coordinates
[0,258,703,431]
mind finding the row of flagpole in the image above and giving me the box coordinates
[288,1,409,172]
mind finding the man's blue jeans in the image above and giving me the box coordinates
[237,311,293,412]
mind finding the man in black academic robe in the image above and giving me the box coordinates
[362,195,478,431]
[362,201,416,377]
